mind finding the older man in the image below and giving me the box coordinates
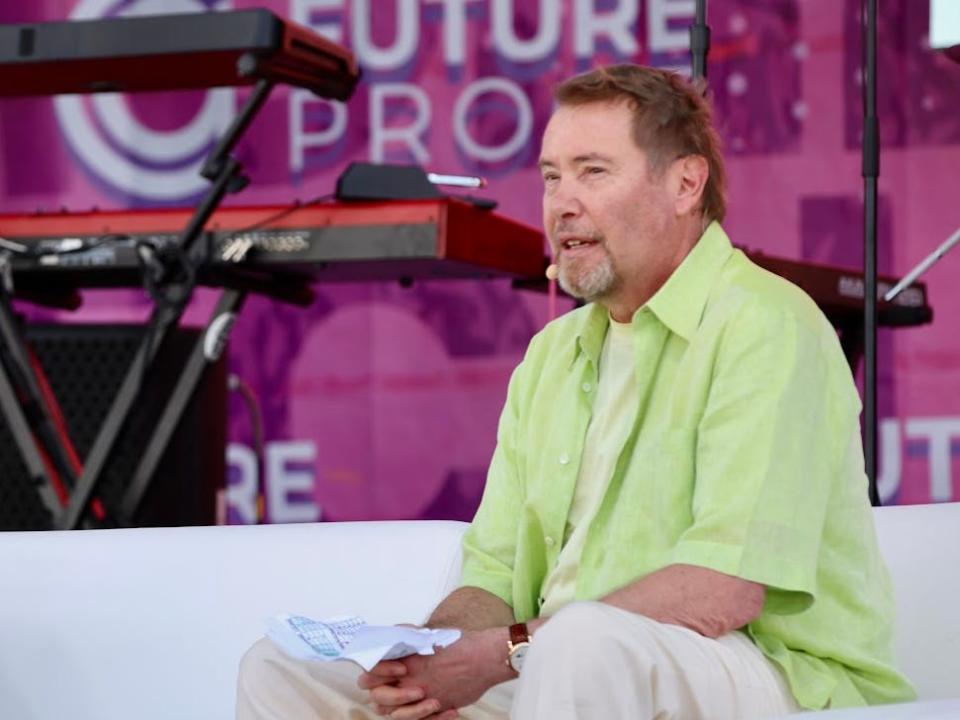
[236,65,914,720]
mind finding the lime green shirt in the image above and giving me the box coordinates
[460,222,915,710]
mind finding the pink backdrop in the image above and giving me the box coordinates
[1,0,958,522]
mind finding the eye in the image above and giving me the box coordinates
[585,166,606,176]
[541,172,560,184]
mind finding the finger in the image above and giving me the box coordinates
[369,684,425,707]
[369,660,409,678]
[388,698,444,720]
[369,700,439,718]
[358,673,396,691]
[426,710,459,720]
[358,664,407,689]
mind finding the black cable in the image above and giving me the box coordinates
[228,373,266,523]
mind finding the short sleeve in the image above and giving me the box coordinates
[671,304,860,615]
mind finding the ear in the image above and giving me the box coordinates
[673,155,709,217]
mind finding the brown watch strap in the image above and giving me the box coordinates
[508,622,530,646]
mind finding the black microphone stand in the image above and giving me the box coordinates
[687,0,880,506]
[690,0,710,84]
[862,0,881,506]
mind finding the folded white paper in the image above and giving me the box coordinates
[266,614,461,671]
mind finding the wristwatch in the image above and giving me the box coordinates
[506,622,531,673]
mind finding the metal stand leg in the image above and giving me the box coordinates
[118,288,246,525]
[56,301,178,529]
[0,289,78,510]
[0,349,63,515]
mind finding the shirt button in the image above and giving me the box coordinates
[559,453,570,465]
[581,381,592,393]
[545,535,555,547]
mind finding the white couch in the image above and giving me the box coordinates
[0,503,957,720]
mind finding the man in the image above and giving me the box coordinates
[237,65,915,719]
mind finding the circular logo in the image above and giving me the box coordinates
[54,0,236,201]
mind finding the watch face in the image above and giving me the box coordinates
[509,642,530,672]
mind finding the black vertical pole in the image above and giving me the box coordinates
[862,0,881,506]
[690,0,710,84]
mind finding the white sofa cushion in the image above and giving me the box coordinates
[784,698,960,719]
[0,520,468,720]
[0,503,956,720]
[873,503,960,700]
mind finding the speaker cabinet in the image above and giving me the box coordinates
[0,324,226,530]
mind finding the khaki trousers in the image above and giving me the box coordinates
[236,602,800,720]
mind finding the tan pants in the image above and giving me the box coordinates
[236,602,800,720]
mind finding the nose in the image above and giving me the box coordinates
[543,178,583,223]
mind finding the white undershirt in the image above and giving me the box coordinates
[539,316,640,617]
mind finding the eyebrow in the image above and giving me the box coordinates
[537,152,615,170]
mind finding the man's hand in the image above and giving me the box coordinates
[357,628,511,718]
[357,660,456,719]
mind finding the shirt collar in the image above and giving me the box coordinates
[570,302,609,369]
[645,221,733,342]
[568,221,733,367]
